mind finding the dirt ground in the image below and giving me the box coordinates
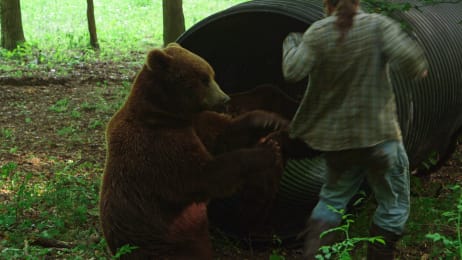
[1,81,461,259]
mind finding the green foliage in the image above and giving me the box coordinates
[70,109,82,119]
[269,235,286,260]
[0,159,106,259]
[49,98,70,113]
[89,119,103,129]
[362,0,461,15]
[1,128,15,139]
[113,244,139,259]
[315,206,384,260]
[399,174,462,259]
[425,185,462,259]
[363,0,413,15]
[57,126,76,136]
[1,162,17,178]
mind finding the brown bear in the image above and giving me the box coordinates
[99,43,287,259]
[226,84,322,161]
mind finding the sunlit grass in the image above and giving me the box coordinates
[1,0,248,78]
[19,0,247,57]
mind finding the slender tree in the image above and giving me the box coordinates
[86,0,99,50]
[0,0,26,50]
[162,0,185,46]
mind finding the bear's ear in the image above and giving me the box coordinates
[146,49,173,71]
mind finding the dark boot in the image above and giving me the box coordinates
[367,223,402,260]
[300,218,340,259]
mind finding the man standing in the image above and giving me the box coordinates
[282,0,428,258]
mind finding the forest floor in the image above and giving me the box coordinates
[1,74,461,259]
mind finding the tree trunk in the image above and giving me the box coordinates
[162,0,185,46]
[0,0,26,50]
[86,0,99,50]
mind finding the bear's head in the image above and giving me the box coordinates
[133,43,230,115]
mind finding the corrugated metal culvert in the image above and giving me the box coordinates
[177,0,462,245]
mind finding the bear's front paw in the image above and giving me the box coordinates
[261,130,322,160]
[257,138,283,167]
[246,110,289,131]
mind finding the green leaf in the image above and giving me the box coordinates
[1,162,17,177]
[352,197,365,207]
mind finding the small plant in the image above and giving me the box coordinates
[49,98,69,113]
[1,128,15,139]
[315,206,385,260]
[426,184,462,259]
[1,161,17,178]
[96,80,109,89]
[0,168,33,229]
[57,126,76,136]
[113,244,139,259]
[94,96,112,112]
[70,109,82,119]
[89,119,103,129]
[269,235,286,260]
[9,147,19,154]
[81,101,96,111]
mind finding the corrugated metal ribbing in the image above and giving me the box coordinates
[177,0,462,244]
[390,2,462,166]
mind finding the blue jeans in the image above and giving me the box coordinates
[310,140,410,235]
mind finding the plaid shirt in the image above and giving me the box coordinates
[282,11,428,151]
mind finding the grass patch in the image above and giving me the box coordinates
[0,160,106,259]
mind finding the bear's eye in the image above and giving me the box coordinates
[200,76,210,86]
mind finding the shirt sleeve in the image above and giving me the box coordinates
[282,25,319,83]
[380,15,428,78]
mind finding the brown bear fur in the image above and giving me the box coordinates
[193,84,321,234]
[226,83,300,119]
[226,84,322,161]
[99,43,287,259]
